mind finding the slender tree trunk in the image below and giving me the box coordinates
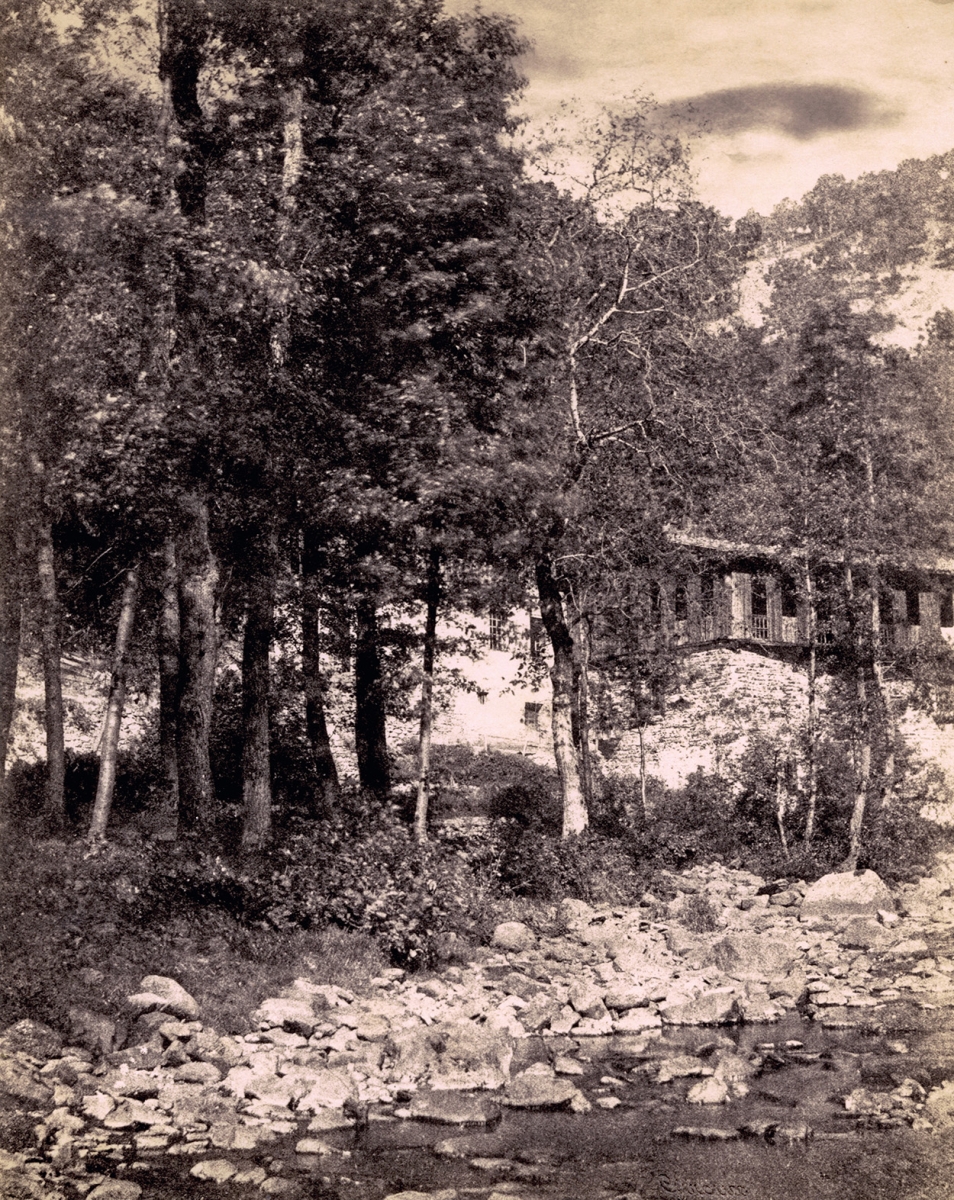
[775,755,790,858]
[843,563,870,871]
[536,555,587,837]
[36,515,64,831]
[637,722,650,820]
[576,615,595,812]
[241,542,276,852]
[301,532,339,814]
[156,539,180,838]
[175,491,218,832]
[803,563,818,844]
[354,593,390,799]
[0,485,22,804]
[88,566,140,841]
[415,546,441,843]
[867,580,895,834]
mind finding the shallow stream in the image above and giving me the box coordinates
[88,1009,954,1200]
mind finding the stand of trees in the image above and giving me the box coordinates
[2,0,954,863]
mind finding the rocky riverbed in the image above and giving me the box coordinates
[5,860,954,1200]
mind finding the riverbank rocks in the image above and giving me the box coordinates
[800,871,895,920]
[7,852,954,1199]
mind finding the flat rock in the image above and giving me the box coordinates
[173,1060,222,1085]
[409,1090,501,1124]
[671,1126,740,1141]
[604,984,651,1011]
[836,918,893,951]
[800,871,894,920]
[504,1074,580,1109]
[189,1158,237,1183]
[252,998,318,1037]
[660,989,741,1027]
[491,922,536,952]
[614,1009,662,1033]
[295,1137,336,1154]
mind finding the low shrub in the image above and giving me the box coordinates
[496,826,642,904]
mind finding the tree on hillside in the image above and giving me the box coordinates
[501,106,755,836]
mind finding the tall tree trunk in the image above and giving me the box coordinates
[88,565,140,841]
[241,542,276,852]
[0,484,22,806]
[803,563,818,844]
[175,491,218,832]
[156,539,180,838]
[301,532,339,814]
[843,563,870,871]
[36,515,64,831]
[536,555,587,837]
[867,580,895,835]
[354,593,390,799]
[637,722,650,820]
[415,546,441,843]
[576,614,595,813]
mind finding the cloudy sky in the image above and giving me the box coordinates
[449,0,954,218]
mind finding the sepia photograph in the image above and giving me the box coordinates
[3,0,954,1197]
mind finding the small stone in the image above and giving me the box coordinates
[83,1092,116,1121]
[504,1075,580,1109]
[553,1056,585,1076]
[671,1126,739,1141]
[190,1158,238,1182]
[67,1006,116,1057]
[173,1061,222,1085]
[596,1095,622,1109]
[613,1009,662,1033]
[687,1078,730,1104]
[294,1138,335,1155]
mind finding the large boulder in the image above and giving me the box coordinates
[67,1007,117,1056]
[383,1023,513,1090]
[800,871,894,920]
[126,976,198,1021]
[491,922,536,952]
[708,934,795,981]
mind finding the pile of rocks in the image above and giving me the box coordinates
[2,863,954,1198]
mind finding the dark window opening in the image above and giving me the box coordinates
[880,592,895,624]
[524,702,542,728]
[489,610,505,650]
[781,576,798,618]
[941,591,954,629]
[674,583,688,621]
[649,580,662,628]
[700,573,715,614]
[529,616,546,658]
[751,576,768,639]
[906,588,920,626]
